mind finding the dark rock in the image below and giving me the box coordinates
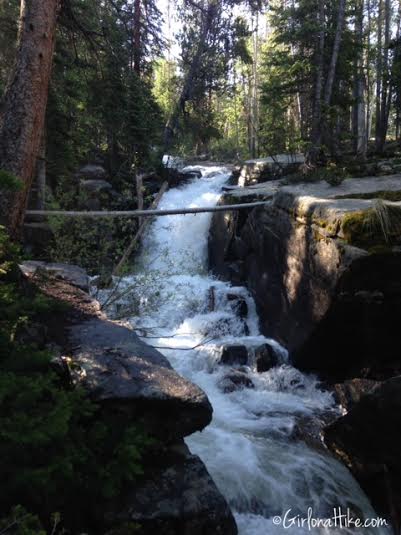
[218,370,255,393]
[20,261,90,291]
[227,293,248,319]
[324,377,401,528]
[80,178,113,193]
[69,317,212,442]
[111,442,238,534]
[77,164,108,180]
[220,345,248,366]
[332,378,381,411]
[254,343,278,373]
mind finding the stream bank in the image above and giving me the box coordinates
[209,169,401,528]
[21,261,237,534]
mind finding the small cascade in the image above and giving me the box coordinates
[98,166,389,535]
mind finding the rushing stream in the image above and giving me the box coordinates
[99,166,389,535]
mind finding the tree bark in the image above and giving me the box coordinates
[377,0,391,152]
[307,0,325,165]
[133,0,141,75]
[375,0,384,151]
[0,0,60,237]
[324,0,347,106]
[353,0,367,158]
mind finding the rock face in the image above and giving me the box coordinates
[22,266,237,535]
[324,377,401,530]
[209,175,401,381]
[112,442,238,534]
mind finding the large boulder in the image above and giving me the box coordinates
[209,176,401,381]
[110,442,238,534]
[68,316,212,442]
[324,377,401,529]
[77,163,109,180]
[238,154,304,186]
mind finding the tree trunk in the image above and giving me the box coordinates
[307,0,325,165]
[375,0,384,151]
[324,0,347,107]
[353,0,367,158]
[0,0,60,237]
[133,0,141,76]
[377,0,391,152]
[163,1,217,149]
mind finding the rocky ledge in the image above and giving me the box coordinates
[324,377,401,530]
[209,175,401,382]
[20,262,237,535]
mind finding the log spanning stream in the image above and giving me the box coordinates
[100,166,388,535]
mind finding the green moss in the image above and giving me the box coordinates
[341,206,401,248]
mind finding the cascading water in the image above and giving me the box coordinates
[99,166,389,535]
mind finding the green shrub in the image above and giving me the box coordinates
[0,227,151,531]
[0,170,22,191]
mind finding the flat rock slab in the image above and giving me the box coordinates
[280,174,401,199]
[69,316,212,441]
[20,261,90,291]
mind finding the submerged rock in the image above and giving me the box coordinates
[324,377,401,529]
[254,343,278,373]
[220,345,248,366]
[227,293,248,319]
[218,370,255,393]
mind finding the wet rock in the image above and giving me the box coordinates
[324,376,401,528]
[227,293,248,319]
[254,343,278,373]
[332,378,381,411]
[19,261,90,291]
[218,370,255,393]
[220,345,248,366]
[111,443,238,534]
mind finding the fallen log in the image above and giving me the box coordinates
[26,200,270,218]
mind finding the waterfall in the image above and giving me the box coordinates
[99,166,389,535]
